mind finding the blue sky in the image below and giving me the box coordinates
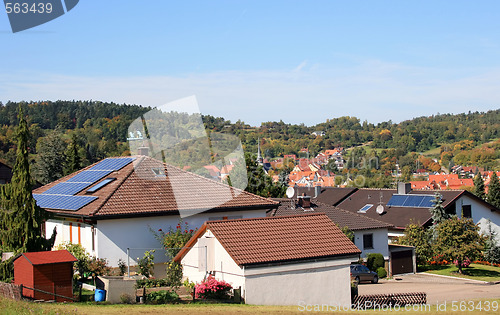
[1,1,500,126]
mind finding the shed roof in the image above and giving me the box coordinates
[175,213,360,266]
[14,250,77,265]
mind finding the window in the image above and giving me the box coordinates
[363,234,374,250]
[462,205,472,218]
[358,204,373,213]
[87,178,116,193]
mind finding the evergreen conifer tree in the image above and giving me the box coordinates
[66,134,82,174]
[473,172,485,200]
[0,105,55,253]
[487,172,500,209]
[429,192,450,225]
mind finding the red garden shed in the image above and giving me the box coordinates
[13,250,77,302]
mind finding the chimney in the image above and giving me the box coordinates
[138,147,149,156]
[314,186,321,198]
[397,182,411,195]
[297,195,311,208]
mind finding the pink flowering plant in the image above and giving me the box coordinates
[195,275,232,300]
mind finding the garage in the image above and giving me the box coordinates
[389,245,415,276]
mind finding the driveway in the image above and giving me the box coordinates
[358,273,500,305]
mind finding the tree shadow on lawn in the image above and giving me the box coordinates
[460,267,500,279]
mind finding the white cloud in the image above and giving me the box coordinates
[1,62,499,126]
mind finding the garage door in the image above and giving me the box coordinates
[391,250,413,275]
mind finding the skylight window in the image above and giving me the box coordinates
[152,168,165,176]
[358,204,373,213]
[87,178,116,193]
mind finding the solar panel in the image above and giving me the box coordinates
[43,182,91,195]
[87,178,116,193]
[90,157,135,171]
[387,194,436,208]
[387,195,408,207]
[66,170,113,183]
[418,195,435,208]
[404,195,423,207]
[33,194,97,211]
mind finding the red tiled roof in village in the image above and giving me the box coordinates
[175,213,360,266]
[15,250,77,265]
[34,156,278,218]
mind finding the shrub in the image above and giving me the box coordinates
[56,242,90,280]
[376,267,387,278]
[137,250,155,278]
[0,257,13,282]
[165,261,183,287]
[88,257,111,279]
[120,293,134,304]
[195,276,232,300]
[146,290,179,304]
[118,259,127,276]
[366,253,384,271]
[453,257,471,268]
[135,278,169,289]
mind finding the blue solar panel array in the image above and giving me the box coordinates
[386,195,435,208]
[33,194,98,211]
[90,157,135,171]
[35,157,135,211]
[43,182,91,195]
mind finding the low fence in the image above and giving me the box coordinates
[0,282,22,301]
[352,292,427,309]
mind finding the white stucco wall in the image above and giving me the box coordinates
[353,228,389,260]
[45,219,94,255]
[181,230,245,289]
[243,257,354,307]
[95,209,266,267]
[454,195,500,244]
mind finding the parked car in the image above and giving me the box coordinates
[350,264,378,284]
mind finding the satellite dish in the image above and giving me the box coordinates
[376,205,385,215]
[286,187,295,199]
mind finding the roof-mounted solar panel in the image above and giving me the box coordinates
[43,182,91,195]
[66,170,113,183]
[90,157,135,171]
[87,178,116,193]
[386,195,408,207]
[34,194,97,211]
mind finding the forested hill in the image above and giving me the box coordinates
[0,100,499,184]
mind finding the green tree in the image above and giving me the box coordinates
[244,153,286,198]
[34,130,67,184]
[429,192,450,226]
[65,133,82,174]
[0,106,56,253]
[473,172,486,200]
[487,172,500,209]
[434,217,485,274]
[398,223,433,265]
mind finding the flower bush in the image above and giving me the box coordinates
[453,257,471,268]
[195,276,232,300]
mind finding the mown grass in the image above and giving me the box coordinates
[421,263,500,282]
[2,297,500,314]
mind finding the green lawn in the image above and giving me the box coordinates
[421,263,500,282]
[2,297,500,314]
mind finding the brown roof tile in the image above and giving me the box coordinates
[176,214,360,266]
[34,156,278,218]
[270,198,393,231]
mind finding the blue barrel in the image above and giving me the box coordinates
[94,289,106,302]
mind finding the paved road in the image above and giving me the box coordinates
[358,273,500,305]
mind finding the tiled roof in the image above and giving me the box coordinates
[15,250,77,265]
[270,198,393,231]
[175,214,360,266]
[334,188,498,229]
[34,156,278,218]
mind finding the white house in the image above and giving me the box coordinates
[269,197,393,261]
[34,156,278,267]
[174,213,360,306]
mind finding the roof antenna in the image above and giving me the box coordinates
[376,191,385,215]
